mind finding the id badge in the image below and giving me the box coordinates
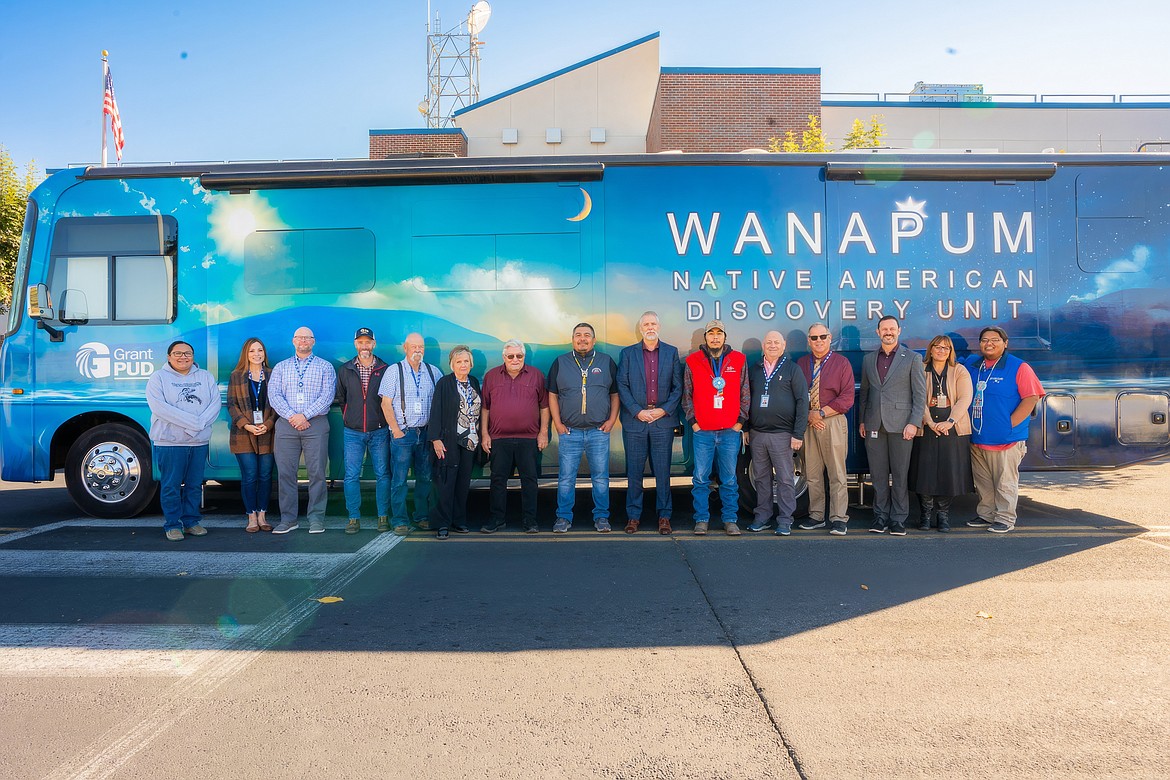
[413,401,423,415]
[296,392,305,406]
[934,394,948,407]
[870,430,878,439]
[713,396,724,410]
[759,395,770,408]
[252,411,264,425]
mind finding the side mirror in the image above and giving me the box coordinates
[27,283,53,320]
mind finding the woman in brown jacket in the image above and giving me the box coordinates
[227,338,278,532]
[909,335,975,532]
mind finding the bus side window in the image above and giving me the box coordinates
[46,216,178,325]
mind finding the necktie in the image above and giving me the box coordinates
[810,359,822,412]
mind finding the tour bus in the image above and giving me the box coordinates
[2,152,1169,518]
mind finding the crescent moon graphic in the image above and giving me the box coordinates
[567,188,592,222]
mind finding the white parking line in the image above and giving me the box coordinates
[0,549,345,579]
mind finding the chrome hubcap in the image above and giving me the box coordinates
[82,442,142,504]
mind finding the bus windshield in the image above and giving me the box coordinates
[5,199,37,337]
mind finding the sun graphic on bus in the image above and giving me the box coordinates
[75,342,112,379]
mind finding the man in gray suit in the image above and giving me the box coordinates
[859,315,927,536]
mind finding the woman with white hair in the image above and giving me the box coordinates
[428,345,483,538]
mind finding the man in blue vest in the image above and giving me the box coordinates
[963,326,1045,534]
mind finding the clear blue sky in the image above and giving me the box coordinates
[3,0,1168,169]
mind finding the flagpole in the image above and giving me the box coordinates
[101,51,109,167]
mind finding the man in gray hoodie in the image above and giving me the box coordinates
[145,340,222,540]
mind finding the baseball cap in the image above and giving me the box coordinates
[704,320,726,334]
[354,327,375,340]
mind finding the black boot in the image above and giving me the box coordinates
[918,495,935,531]
[936,496,952,533]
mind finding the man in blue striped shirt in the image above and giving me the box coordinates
[269,326,337,534]
[379,333,442,535]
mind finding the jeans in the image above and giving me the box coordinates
[391,427,433,525]
[555,426,610,522]
[489,437,540,529]
[234,451,273,514]
[624,422,674,521]
[691,428,740,526]
[155,444,208,532]
[343,427,391,519]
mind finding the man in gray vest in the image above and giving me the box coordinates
[547,322,619,533]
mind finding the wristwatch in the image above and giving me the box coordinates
[818,409,826,418]
[947,418,955,424]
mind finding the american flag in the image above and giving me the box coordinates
[103,69,125,160]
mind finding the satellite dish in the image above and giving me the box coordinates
[417,98,429,116]
[468,1,491,36]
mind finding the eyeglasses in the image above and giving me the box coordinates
[809,334,831,341]
[504,354,524,360]
[979,338,1004,344]
[931,345,952,350]
[170,351,193,358]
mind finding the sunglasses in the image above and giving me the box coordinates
[809,334,831,341]
[504,353,524,360]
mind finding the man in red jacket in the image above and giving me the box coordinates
[682,320,749,535]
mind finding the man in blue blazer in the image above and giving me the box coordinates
[617,311,684,534]
[859,315,927,536]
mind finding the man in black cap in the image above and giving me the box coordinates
[335,327,391,534]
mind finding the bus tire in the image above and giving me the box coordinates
[65,423,157,518]
[736,447,810,519]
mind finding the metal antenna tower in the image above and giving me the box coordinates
[421,3,490,128]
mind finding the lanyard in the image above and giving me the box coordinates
[249,369,265,411]
[294,356,311,388]
[811,352,831,385]
[409,362,424,395]
[761,356,787,395]
[573,351,596,414]
[458,380,475,407]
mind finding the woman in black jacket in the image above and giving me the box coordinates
[428,345,482,539]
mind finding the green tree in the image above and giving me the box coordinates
[0,146,41,313]
[768,115,831,153]
[841,114,888,150]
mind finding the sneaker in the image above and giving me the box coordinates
[272,521,299,534]
[415,519,432,531]
[165,529,184,541]
[595,519,612,533]
[889,523,907,536]
[345,519,361,535]
[829,521,848,536]
[725,523,742,536]
[185,525,208,537]
[745,521,769,533]
[377,516,390,533]
[693,522,709,536]
[309,521,326,534]
[392,524,410,536]
[480,523,503,534]
[868,521,887,534]
[774,524,792,536]
[452,526,471,534]
[967,517,992,528]
[525,525,540,534]
[798,519,827,531]
[436,528,449,539]
[988,522,1013,534]
[552,518,571,534]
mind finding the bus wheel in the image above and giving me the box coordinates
[65,423,157,518]
[736,447,810,518]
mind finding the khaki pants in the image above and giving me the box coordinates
[803,414,850,522]
[970,441,1026,528]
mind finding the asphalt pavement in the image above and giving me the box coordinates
[0,463,1168,779]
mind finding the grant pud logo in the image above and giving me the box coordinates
[75,342,156,380]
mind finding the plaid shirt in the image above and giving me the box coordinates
[269,354,337,420]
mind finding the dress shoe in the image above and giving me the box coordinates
[625,520,639,534]
[658,518,672,535]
